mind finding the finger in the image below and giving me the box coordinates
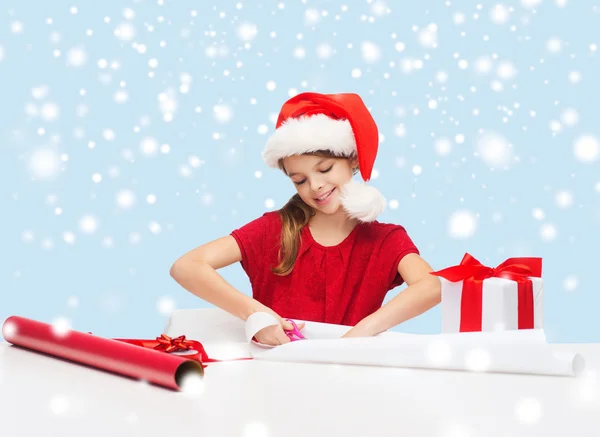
[297,322,305,330]
[281,319,293,330]
[276,329,291,345]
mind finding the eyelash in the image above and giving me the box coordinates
[293,165,333,185]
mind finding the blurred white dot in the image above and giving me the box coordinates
[388,199,399,210]
[458,59,468,69]
[92,173,102,183]
[532,208,545,220]
[116,189,136,209]
[497,61,517,80]
[515,397,543,424]
[465,348,491,372]
[123,8,135,19]
[316,43,333,59]
[521,0,543,8]
[103,129,116,141]
[265,198,275,209]
[67,296,79,308]
[453,12,466,24]
[546,37,563,54]
[79,215,98,234]
[475,131,512,169]
[180,373,205,397]
[157,296,175,315]
[50,395,70,415]
[201,194,213,206]
[395,41,406,52]
[0,44,4,63]
[412,165,423,175]
[257,124,269,134]
[237,22,258,41]
[595,181,600,193]
[560,108,578,126]
[436,71,448,83]
[243,422,270,437]
[51,317,71,337]
[540,223,557,241]
[113,90,128,104]
[140,137,158,156]
[22,230,34,243]
[148,58,158,68]
[129,232,142,244]
[29,148,61,180]
[266,80,276,91]
[351,68,362,78]
[428,99,438,109]
[448,210,477,239]
[490,4,510,24]
[555,190,573,208]
[394,124,406,137]
[474,56,493,74]
[573,135,599,163]
[146,194,157,204]
[115,23,136,41]
[149,221,162,235]
[11,21,24,34]
[435,137,452,156]
[63,232,76,245]
[563,275,578,292]
[361,41,382,63]
[41,103,60,122]
[254,171,262,178]
[455,134,465,144]
[418,25,438,49]
[568,71,581,84]
[161,144,171,154]
[67,46,87,67]
[213,104,233,123]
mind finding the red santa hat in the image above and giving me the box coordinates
[262,92,386,222]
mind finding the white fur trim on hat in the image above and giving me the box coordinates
[262,114,357,168]
[340,179,386,222]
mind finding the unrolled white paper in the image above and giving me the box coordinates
[164,309,585,377]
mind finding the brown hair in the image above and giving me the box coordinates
[271,150,358,276]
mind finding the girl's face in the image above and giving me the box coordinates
[282,154,357,214]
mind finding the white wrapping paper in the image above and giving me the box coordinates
[164,308,585,377]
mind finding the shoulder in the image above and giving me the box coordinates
[233,211,282,233]
[359,220,410,240]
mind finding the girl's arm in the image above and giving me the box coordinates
[169,235,278,322]
[343,253,442,337]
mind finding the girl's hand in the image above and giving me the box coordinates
[254,319,305,346]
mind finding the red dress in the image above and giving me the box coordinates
[231,212,420,326]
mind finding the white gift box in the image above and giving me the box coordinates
[441,276,544,333]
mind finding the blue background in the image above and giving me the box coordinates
[2,0,598,343]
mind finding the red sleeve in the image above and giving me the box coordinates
[230,212,279,278]
[379,225,420,288]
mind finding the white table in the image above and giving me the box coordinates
[1,340,598,437]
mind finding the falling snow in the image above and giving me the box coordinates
[1,1,597,346]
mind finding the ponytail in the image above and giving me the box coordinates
[271,194,314,276]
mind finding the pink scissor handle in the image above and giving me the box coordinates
[284,318,305,341]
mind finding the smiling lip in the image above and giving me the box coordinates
[314,188,335,203]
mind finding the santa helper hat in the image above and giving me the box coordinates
[262,92,386,222]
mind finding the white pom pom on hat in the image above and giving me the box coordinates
[261,92,386,222]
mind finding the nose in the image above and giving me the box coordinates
[310,176,324,194]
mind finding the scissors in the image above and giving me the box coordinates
[283,318,305,342]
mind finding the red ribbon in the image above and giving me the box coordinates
[114,334,252,367]
[430,253,542,332]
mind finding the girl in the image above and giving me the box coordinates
[170,92,441,346]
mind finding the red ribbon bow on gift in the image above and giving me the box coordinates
[430,253,542,332]
[153,334,196,353]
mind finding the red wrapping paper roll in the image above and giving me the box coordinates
[1,316,204,391]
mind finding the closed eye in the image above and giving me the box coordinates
[320,164,333,173]
[293,179,306,185]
